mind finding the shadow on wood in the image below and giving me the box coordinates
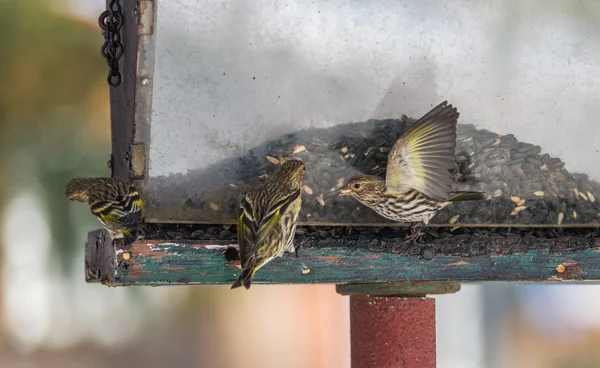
[85,229,116,285]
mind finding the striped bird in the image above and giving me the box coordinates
[338,101,486,242]
[65,177,145,245]
[232,159,305,290]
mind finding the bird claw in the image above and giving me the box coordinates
[402,223,425,245]
[294,237,308,258]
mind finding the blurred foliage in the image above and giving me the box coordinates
[0,0,112,272]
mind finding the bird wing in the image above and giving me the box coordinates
[89,182,143,229]
[385,101,459,202]
[238,189,302,266]
[237,194,255,268]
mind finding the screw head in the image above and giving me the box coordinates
[141,77,150,86]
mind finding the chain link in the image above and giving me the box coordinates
[98,0,124,87]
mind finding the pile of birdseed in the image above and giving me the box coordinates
[144,115,600,227]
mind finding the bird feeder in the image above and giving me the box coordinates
[89,1,600,367]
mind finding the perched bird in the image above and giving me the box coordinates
[65,177,145,245]
[232,159,305,290]
[338,101,486,242]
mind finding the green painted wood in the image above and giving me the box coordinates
[85,228,600,286]
[88,241,600,287]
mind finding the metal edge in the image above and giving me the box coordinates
[336,282,462,296]
[132,0,157,198]
[109,0,139,180]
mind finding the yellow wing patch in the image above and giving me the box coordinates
[385,101,459,202]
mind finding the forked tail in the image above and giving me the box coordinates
[231,268,255,290]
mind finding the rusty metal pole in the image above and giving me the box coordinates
[337,282,461,368]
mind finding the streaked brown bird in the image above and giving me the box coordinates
[65,177,144,245]
[338,101,486,242]
[232,159,305,290]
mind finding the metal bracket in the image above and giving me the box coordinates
[130,144,147,179]
[138,0,154,35]
[336,282,461,297]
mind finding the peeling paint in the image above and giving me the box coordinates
[113,242,600,285]
[447,261,470,266]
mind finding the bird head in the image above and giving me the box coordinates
[65,178,95,203]
[273,159,305,189]
[338,175,386,202]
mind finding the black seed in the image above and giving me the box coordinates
[421,246,436,260]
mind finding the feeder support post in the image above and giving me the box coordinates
[337,282,461,368]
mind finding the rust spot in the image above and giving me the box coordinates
[350,296,436,366]
[227,261,241,269]
[556,260,584,280]
[129,241,170,258]
[124,263,152,280]
[447,261,469,266]
[315,255,341,262]
[556,264,566,273]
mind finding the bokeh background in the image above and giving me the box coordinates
[1,1,600,367]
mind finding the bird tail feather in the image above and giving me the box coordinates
[231,268,255,290]
[121,228,139,246]
[448,191,487,201]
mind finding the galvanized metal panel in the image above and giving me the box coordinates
[133,0,600,225]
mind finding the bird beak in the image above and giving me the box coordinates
[337,187,351,196]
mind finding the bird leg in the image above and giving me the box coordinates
[403,222,425,244]
[294,237,307,258]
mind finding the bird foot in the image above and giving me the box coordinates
[402,223,425,246]
[294,237,308,258]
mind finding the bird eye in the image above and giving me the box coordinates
[354,183,361,189]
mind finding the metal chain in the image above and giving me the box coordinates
[98,0,124,87]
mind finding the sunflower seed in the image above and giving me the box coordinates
[588,192,596,202]
[303,185,314,195]
[293,145,306,154]
[557,212,564,225]
[316,194,326,206]
[449,215,460,225]
[513,168,526,179]
[266,156,280,165]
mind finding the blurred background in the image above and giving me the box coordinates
[1,1,600,367]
